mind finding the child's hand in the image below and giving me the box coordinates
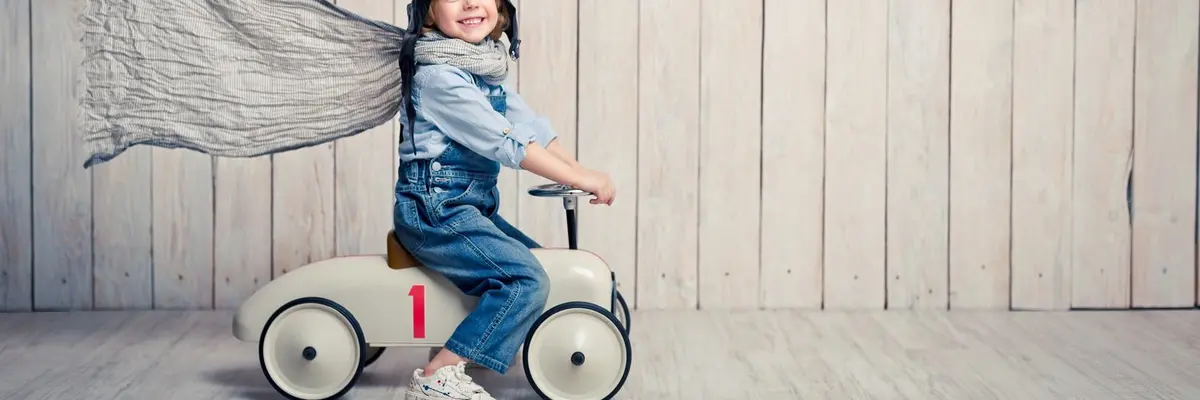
[574,169,615,205]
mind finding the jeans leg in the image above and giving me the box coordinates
[410,213,550,374]
[490,213,542,249]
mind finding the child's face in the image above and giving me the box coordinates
[430,0,500,44]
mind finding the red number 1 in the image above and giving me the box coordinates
[408,284,426,339]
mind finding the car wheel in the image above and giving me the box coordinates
[259,297,366,400]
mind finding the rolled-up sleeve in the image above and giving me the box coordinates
[502,88,559,147]
[415,67,538,169]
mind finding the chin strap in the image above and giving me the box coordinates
[505,0,520,59]
[400,35,419,157]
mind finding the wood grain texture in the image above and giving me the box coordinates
[824,0,887,310]
[577,0,638,302]
[497,0,519,224]
[515,0,577,249]
[6,310,1200,398]
[949,0,1014,309]
[698,0,762,310]
[1010,0,1074,311]
[213,157,271,309]
[1130,0,1198,308]
[93,146,152,310]
[272,148,335,279]
[885,0,950,310]
[1071,0,1134,309]
[31,0,92,310]
[637,0,700,310]
[0,0,32,312]
[760,0,825,309]
[335,0,394,258]
[151,149,213,309]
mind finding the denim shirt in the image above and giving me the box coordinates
[397,63,558,170]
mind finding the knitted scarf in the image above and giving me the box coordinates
[414,31,511,84]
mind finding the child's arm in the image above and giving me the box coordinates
[417,67,588,186]
[519,142,587,188]
[543,138,581,169]
[502,89,582,169]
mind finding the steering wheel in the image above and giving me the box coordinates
[527,183,592,250]
[527,183,592,198]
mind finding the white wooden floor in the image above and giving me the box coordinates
[0,309,1198,399]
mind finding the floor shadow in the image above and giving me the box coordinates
[201,366,283,400]
[203,365,266,390]
[202,356,541,399]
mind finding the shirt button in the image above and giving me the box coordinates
[431,162,442,171]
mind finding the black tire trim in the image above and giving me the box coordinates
[522,301,632,400]
[613,290,631,333]
[259,297,367,400]
[363,346,386,367]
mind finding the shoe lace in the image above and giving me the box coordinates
[450,362,485,393]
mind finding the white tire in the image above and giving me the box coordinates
[259,297,366,400]
[523,302,632,400]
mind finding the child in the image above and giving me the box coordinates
[394,0,615,399]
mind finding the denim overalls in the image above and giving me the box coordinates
[393,91,550,374]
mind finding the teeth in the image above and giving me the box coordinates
[460,17,482,25]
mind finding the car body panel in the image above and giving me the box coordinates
[233,248,614,346]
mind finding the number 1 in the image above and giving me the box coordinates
[408,284,426,339]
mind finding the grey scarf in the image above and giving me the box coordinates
[79,0,410,168]
[414,31,510,84]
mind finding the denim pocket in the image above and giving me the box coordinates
[433,178,478,221]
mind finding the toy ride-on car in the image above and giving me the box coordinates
[231,183,632,400]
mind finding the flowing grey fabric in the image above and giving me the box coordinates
[79,0,409,168]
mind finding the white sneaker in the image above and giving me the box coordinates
[404,361,495,400]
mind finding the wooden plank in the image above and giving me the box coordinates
[823,0,887,310]
[515,0,577,249]
[0,0,33,312]
[335,0,394,258]
[93,148,152,310]
[1071,0,1135,309]
[498,0,519,224]
[697,0,762,310]
[760,0,825,309]
[1010,0,1075,311]
[151,148,213,309]
[31,0,92,310]
[948,0,1014,309]
[272,144,335,278]
[637,0,700,309]
[1130,0,1198,308]
[577,0,638,303]
[885,0,950,310]
[213,156,271,309]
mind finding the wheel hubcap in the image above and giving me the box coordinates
[302,346,318,361]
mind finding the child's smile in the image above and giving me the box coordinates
[458,17,485,27]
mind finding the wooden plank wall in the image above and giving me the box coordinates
[1,0,1198,312]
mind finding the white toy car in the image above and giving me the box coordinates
[232,184,632,400]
